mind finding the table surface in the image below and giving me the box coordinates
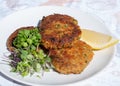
[0,0,120,86]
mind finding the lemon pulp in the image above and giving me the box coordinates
[81,29,119,50]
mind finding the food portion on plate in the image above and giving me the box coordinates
[6,13,118,77]
[38,14,93,74]
[49,40,94,74]
[6,26,51,77]
[38,14,81,49]
[7,26,35,52]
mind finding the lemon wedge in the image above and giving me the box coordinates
[81,29,119,50]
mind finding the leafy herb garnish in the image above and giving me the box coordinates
[9,28,52,77]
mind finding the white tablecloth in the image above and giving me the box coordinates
[0,0,120,86]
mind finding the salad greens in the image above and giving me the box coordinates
[13,28,41,50]
[9,28,52,77]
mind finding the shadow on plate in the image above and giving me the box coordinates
[0,72,29,86]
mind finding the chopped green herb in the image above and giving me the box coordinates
[55,24,61,29]
[64,24,68,28]
[83,53,87,58]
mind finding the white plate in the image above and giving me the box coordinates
[0,6,115,86]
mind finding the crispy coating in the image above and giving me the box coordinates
[49,41,94,74]
[39,14,81,49]
[6,26,35,52]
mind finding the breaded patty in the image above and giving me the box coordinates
[39,14,81,49]
[49,41,94,74]
[6,26,35,52]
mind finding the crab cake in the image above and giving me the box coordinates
[49,41,94,74]
[6,26,35,52]
[39,14,81,49]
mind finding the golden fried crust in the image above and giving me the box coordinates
[49,41,94,74]
[39,14,78,31]
[39,14,81,49]
[6,26,35,52]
